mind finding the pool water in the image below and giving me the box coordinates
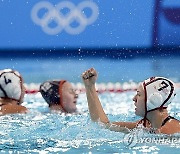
[1,56,180,83]
[0,89,180,153]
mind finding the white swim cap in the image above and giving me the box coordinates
[0,69,23,102]
[143,77,176,112]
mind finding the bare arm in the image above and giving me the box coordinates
[82,68,137,132]
[82,68,109,123]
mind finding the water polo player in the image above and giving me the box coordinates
[0,69,28,115]
[40,80,78,113]
[82,68,180,134]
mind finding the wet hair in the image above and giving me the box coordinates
[39,80,66,107]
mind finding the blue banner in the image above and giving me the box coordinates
[0,0,179,48]
[158,0,180,46]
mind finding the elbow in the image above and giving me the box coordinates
[91,117,110,124]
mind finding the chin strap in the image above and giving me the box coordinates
[142,81,148,127]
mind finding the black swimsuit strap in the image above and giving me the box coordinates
[161,116,177,127]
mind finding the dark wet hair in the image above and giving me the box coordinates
[39,80,66,107]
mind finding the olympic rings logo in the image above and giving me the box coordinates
[31,1,99,35]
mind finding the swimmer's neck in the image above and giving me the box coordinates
[147,109,169,129]
[0,98,19,106]
[49,104,65,112]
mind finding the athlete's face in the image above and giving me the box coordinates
[133,84,146,117]
[61,82,78,113]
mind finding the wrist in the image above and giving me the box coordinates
[85,84,96,89]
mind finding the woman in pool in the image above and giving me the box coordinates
[0,69,28,115]
[40,80,78,113]
[82,68,180,134]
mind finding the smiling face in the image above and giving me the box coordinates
[133,84,146,117]
[61,82,78,113]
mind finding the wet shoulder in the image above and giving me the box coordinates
[0,104,28,115]
[160,119,180,134]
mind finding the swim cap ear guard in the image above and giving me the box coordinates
[39,80,66,108]
[0,69,23,103]
[142,77,176,126]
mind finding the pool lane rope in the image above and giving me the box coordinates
[25,82,180,94]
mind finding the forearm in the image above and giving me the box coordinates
[112,121,137,129]
[102,121,137,133]
[85,85,109,123]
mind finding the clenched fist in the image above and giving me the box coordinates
[81,68,98,87]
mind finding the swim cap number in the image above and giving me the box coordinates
[158,81,169,91]
[4,76,12,85]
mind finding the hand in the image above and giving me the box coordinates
[81,68,97,87]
